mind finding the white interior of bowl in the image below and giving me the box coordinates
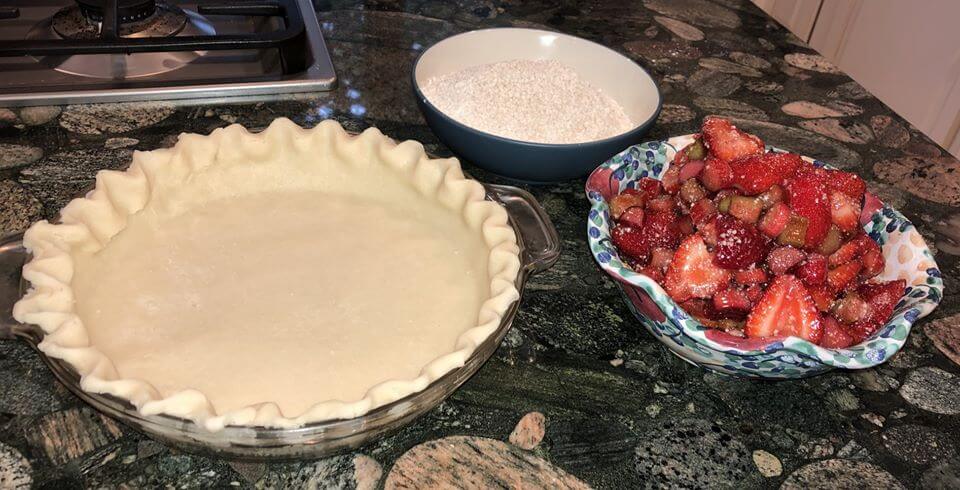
[415,28,660,129]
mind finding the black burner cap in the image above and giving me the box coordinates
[76,0,157,23]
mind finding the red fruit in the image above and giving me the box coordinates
[796,254,828,287]
[745,275,823,343]
[713,288,752,313]
[679,160,705,181]
[664,235,732,302]
[728,196,763,224]
[662,165,682,194]
[619,207,645,228]
[829,191,861,233]
[690,198,718,226]
[647,195,676,213]
[766,246,806,275]
[808,285,836,311]
[701,117,765,162]
[786,172,831,249]
[701,158,733,191]
[829,237,863,267]
[730,156,782,195]
[678,215,695,235]
[858,279,906,324]
[637,177,663,201]
[827,261,862,291]
[679,178,708,204]
[637,265,665,283]
[758,203,791,238]
[828,170,866,200]
[730,153,803,195]
[642,211,683,251]
[609,190,646,219]
[820,316,855,348]
[650,247,675,272]
[757,184,786,209]
[861,248,885,278]
[713,215,768,270]
[735,268,767,285]
[745,284,764,303]
[611,224,649,261]
[699,220,719,247]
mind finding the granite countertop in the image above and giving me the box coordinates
[2,0,959,488]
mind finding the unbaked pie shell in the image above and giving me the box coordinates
[13,118,521,431]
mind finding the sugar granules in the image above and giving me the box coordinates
[421,59,633,144]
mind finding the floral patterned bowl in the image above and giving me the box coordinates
[586,134,944,378]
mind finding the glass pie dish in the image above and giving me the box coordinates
[0,183,560,461]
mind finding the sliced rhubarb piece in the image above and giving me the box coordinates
[713,214,768,270]
[619,207,645,228]
[646,195,676,213]
[808,285,836,312]
[776,214,809,248]
[758,203,791,238]
[817,225,843,256]
[699,220,719,247]
[679,160,706,182]
[650,247,675,272]
[680,178,708,203]
[684,138,707,161]
[718,195,733,213]
[702,117,765,162]
[678,215,695,235]
[766,246,806,275]
[832,292,873,324]
[757,184,785,210]
[728,195,763,224]
[609,190,646,219]
[664,235,732,302]
[745,275,823,343]
[829,235,864,267]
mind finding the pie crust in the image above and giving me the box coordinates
[13,118,521,431]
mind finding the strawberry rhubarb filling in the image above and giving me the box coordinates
[608,117,905,348]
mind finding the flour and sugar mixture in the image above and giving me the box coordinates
[421,59,633,144]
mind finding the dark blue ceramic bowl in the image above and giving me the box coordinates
[412,28,662,184]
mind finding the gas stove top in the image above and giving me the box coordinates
[0,0,337,106]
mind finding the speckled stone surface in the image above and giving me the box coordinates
[0,1,958,488]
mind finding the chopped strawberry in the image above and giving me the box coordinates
[861,248,885,278]
[678,215,695,235]
[766,246,805,275]
[765,153,804,180]
[745,284,764,303]
[829,236,863,267]
[637,265,665,283]
[820,315,855,348]
[808,285,836,311]
[642,211,683,251]
[828,170,866,200]
[713,215,768,270]
[637,177,663,201]
[795,254,828,287]
[664,235,732,302]
[699,219,719,247]
[609,190,646,219]
[729,153,802,195]
[758,203,791,238]
[611,224,649,262]
[829,191,861,233]
[647,195,676,213]
[701,158,733,191]
[690,198,717,226]
[735,267,767,285]
[845,280,904,344]
[618,207,645,228]
[786,171,831,249]
[713,288,752,314]
[827,261,862,291]
[702,117,765,162]
[745,275,823,343]
[662,165,682,194]
[650,247,675,272]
